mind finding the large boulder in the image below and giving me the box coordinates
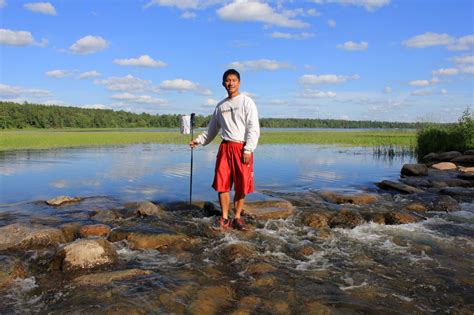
[320,192,377,205]
[401,164,428,176]
[73,269,152,286]
[0,224,66,251]
[431,162,457,170]
[243,200,295,220]
[46,196,81,206]
[329,210,365,229]
[385,211,421,225]
[377,180,424,194]
[464,150,474,155]
[437,151,462,161]
[56,239,118,272]
[451,155,474,166]
[423,152,439,162]
[0,256,27,288]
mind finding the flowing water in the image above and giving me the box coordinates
[0,144,472,314]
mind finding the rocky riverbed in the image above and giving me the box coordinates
[0,151,473,314]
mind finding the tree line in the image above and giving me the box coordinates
[1,101,427,129]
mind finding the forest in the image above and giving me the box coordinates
[1,101,427,129]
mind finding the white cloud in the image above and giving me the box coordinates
[402,32,473,50]
[411,89,435,96]
[0,83,53,101]
[312,0,390,11]
[299,74,360,85]
[145,0,200,10]
[0,0,6,8]
[432,68,459,76]
[111,92,167,105]
[78,70,101,79]
[229,59,292,71]
[451,55,474,65]
[0,28,47,46]
[217,1,308,28]
[460,65,474,74]
[383,87,392,94]
[206,98,218,106]
[448,35,474,51]
[337,40,368,51]
[95,75,151,91]
[327,19,336,28]
[441,89,448,95]
[160,79,198,91]
[271,32,314,40]
[409,80,430,87]
[307,9,321,16]
[113,55,167,68]
[24,2,57,15]
[81,104,108,109]
[45,69,69,78]
[69,35,109,55]
[181,11,197,19]
[297,90,337,98]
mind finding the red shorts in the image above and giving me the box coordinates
[212,140,254,194]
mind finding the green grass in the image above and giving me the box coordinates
[0,129,416,151]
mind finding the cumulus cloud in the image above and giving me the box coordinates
[217,1,308,28]
[403,32,453,48]
[113,55,167,68]
[78,70,101,79]
[45,69,69,78]
[299,74,360,85]
[95,75,151,91]
[229,59,292,71]
[409,80,430,87]
[160,79,198,91]
[312,0,390,11]
[24,2,57,15]
[327,19,336,28]
[181,11,197,19]
[0,83,53,102]
[297,90,337,98]
[0,28,47,46]
[69,35,109,55]
[271,32,314,40]
[432,68,459,76]
[111,92,167,105]
[447,35,474,51]
[451,54,474,65]
[337,41,368,51]
[460,65,474,74]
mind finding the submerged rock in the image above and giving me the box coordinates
[0,223,66,251]
[321,192,377,205]
[243,200,295,220]
[57,239,118,272]
[188,286,234,315]
[79,224,111,238]
[0,256,27,288]
[221,243,257,263]
[431,162,457,170]
[73,269,152,285]
[329,210,365,229]
[405,202,428,213]
[301,212,331,228]
[127,233,194,251]
[385,211,421,225]
[401,164,428,176]
[377,180,424,194]
[46,196,82,206]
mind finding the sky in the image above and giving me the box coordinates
[0,0,473,122]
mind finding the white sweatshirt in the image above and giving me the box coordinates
[196,94,260,153]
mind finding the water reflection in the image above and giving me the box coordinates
[0,144,416,204]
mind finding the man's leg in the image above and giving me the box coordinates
[233,193,246,219]
[219,192,230,219]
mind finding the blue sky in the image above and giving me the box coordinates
[1,0,473,122]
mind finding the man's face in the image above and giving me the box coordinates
[223,74,240,96]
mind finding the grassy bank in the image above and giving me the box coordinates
[0,129,416,151]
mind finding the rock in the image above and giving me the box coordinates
[364,213,386,224]
[377,180,424,194]
[385,211,421,225]
[300,301,333,315]
[401,164,428,176]
[459,167,474,174]
[297,246,318,257]
[188,286,234,315]
[231,296,262,315]
[464,150,474,155]
[438,151,462,161]
[301,212,331,228]
[61,223,80,243]
[125,201,167,217]
[0,256,27,288]
[127,233,193,250]
[57,239,118,272]
[431,195,459,212]
[405,202,427,213]
[221,243,256,263]
[250,275,276,288]
[46,195,82,206]
[400,177,431,189]
[451,155,474,166]
[91,210,119,222]
[329,210,365,229]
[439,187,474,201]
[73,269,152,285]
[243,200,295,220]
[423,152,439,161]
[79,224,111,238]
[0,223,66,251]
[458,172,474,180]
[320,192,377,205]
[246,263,277,275]
[431,162,457,170]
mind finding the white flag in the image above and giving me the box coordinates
[180,115,191,134]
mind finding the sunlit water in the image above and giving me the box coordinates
[0,144,472,313]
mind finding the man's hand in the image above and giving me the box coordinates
[189,140,199,148]
[243,152,251,164]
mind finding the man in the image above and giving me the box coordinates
[190,69,260,230]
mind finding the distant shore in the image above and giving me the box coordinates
[0,128,416,151]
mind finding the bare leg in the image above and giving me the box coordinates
[219,192,230,219]
[233,193,246,219]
